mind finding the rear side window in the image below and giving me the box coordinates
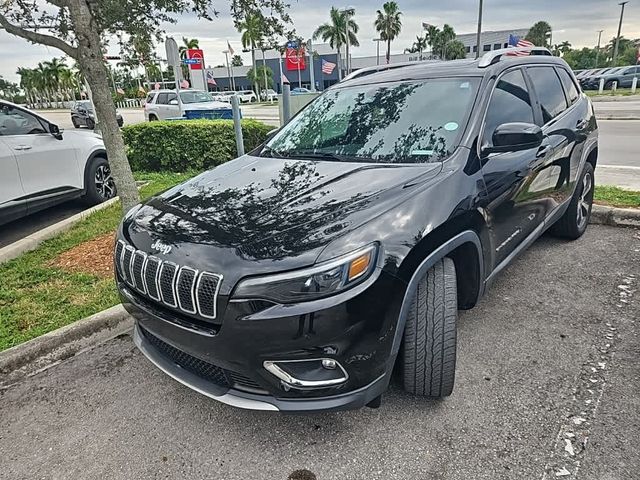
[527,67,568,124]
[145,93,155,104]
[156,93,168,105]
[483,69,535,143]
[556,68,580,105]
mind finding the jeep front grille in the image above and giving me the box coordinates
[115,240,223,320]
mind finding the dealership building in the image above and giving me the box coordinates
[203,29,530,92]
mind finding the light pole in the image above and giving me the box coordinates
[613,1,629,66]
[595,30,604,68]
[373,38,382,65]
[475,0,483,59]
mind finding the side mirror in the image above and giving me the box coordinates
[168,99,179,106]
[482,122,543,155]
[49,123,63,140]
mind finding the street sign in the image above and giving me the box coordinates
[165,37,180,67]
[187,49,205,70]
[182,58,200,65]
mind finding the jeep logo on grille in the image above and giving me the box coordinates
[151,239,172,255]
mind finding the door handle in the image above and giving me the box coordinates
[14,145,32,151]
[536,144,552,158]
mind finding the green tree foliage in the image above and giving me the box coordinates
[374,1,403,64]
[405,35,428,55]
[562,48,599,70]
[0,76,20,102]
[16,58,81,107]
[424,24,461,60]
[231,55,244,67]
[247,65,273,90]
[0,0,294,214]
[525,21,552,47]
[313,6,360,74]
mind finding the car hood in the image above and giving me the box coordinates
[182,101,232,110]
[124,155,442,278]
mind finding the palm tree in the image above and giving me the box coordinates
[374,1,402,64]
[525,21,552,47]
[238,13,264,95]
[405,35,428,56]
[179,37,199,80]
[313,7,359,79]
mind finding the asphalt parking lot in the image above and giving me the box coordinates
[1,225,638,480]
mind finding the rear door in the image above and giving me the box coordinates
[0,137,26,224]
[0,104,82,201]
[524,66,577,209]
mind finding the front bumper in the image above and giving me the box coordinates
[120,265,404,412]
[133,323,387,412]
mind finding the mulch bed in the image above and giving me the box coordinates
[50,232,116,278]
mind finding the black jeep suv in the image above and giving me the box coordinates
[115,48,598,412]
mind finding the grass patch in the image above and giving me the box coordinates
[0,171,199,351]
[594,185,640,208]
[585,88,638,97]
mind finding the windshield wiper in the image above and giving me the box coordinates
[284,150,354,162]
[260,146,287,158]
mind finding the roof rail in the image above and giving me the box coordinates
[340,60,434,82]
[478,47,552,68]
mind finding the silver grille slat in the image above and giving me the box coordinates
[115,241,222,320]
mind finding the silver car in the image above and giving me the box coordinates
[144,89,231,121]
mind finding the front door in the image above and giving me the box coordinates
[0,138,26,223]
[0,104,81,199]
[479,68,550,267]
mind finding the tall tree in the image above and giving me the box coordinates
[405,35,427,56]
[374,1,402,64]
[0,1,294,214]
[313,7,359,78]
[178,37,200,81]
[237,13,263,94]
[525,21,552,47]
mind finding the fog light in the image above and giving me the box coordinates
[322,359,337,370]
[263,358,348,388]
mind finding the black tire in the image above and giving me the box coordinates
[549,162,594,240]
[82,156,117,205]
[148,114,158,121]
[72,118,80,128]
[86,118,95,130]
[402,257,458,397]
[604,80,614,90]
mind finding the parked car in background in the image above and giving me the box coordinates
[261,89,278,101]
[115,48,598,412]
[589,65,640,89]
[71,100,123,129]
[291,87,311,94]
[210,92,231,102]
[1,101,114,225]
[234,90,258,103]
[144,89,231,121]
[578,68,610,89]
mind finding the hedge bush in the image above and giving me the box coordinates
[122,119,273,171]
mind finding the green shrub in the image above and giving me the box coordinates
[122,119,273,171]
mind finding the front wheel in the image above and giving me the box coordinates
[549,162,594,239]
[82,157,117,205]
[401,257,458,398]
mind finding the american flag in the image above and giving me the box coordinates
[506,34,535,56]
[227,41,235,55]
[206,71,217,85]
[321,59,336,74]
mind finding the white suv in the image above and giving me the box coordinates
[0,101,114,226]
[234,90,258,103]
[144,89,231,121]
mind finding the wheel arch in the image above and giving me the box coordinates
[387,212,489,370]
[82,148,108,191]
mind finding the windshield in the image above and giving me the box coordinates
[265,78,479,163]
[179,91,217,104]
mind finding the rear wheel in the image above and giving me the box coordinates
[82,157,117,205]
[549,162,594,239]
[72,118,80,128]
[402,257,458,398]
[86,118,95,130]
[148,114,158,121]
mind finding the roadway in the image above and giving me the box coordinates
[1,225,639,479]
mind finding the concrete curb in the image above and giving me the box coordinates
[0,304,132,387]
[590,204,640,228]
[595,115,640,121]
[0,197,119,265]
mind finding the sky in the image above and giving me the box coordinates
[1,0,639,83]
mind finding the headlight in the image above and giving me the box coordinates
[232,244,378,304]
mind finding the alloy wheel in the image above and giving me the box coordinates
[577,171,593,230]
[95,165,116,200]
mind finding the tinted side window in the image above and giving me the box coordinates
[156,93,168,105]
[484,69,535,144]
[145,93,155,104]
[0,106,47,136]
[166,92,177,104]
[528,67,568,123]
[556,68,579,105]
